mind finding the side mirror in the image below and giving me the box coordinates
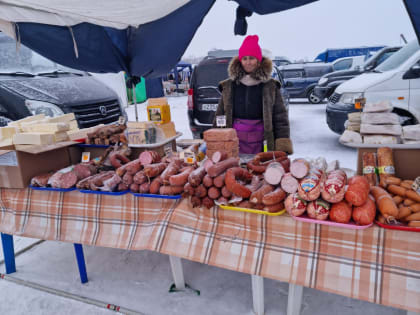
[285,81,293,87]
[403,64,420,80]
[364,64,374,71]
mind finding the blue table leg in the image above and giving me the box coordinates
[73,243,88,283]
[1,233,16,274]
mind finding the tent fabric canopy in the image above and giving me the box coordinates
[0,0,419,79]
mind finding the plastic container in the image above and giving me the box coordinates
[30,185,76,192]
[376,220,420,232]
[78,189,129,195]
[131,192,182,200]
[291,214,372,230]
[219,205,286,216]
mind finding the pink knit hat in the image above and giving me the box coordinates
[238,35,262,62]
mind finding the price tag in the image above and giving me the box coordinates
[354,97,366,110]
[118,115,126,125]
[81,152,90,163]
[216,115,226,127]
[164,143,173,156]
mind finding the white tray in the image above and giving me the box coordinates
[339,139,420,149]
[128,132,182,148]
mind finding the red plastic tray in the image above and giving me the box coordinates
[292,214,372,230]
[376,220,420,232]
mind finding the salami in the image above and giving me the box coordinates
[159,185,184,195]
[297,167,324,201]
[321,169,347,203]
[352,197,376,225]
[184,182,195,196]
[263,202,284,213]
[207,157,240,178]
[143,163,167,178]
[362,152,377,186]
[262,187,286,206]
[169,166,195,186]
[133,171,147,185]
[202,175,214,188]
[160,159,184,182]
[116,159,142,177]
[212,151,228,163]
[213,173,226,188]
[202,197,215,209]
[149,176,163,194]
[221,186,232,198]
[139,151,161,165]
[290,159,310,179]
[129,183,139,193]
[307,199,330,221]
[208,187,221,200]
[31,172,53,187]
[264,162,285,185]
[250,184,274,204]
[225,167,253,198]
[188,165,206,187]
[329,201,352,223]
[345,176,369,206]
[280,173,299,194]
[285,193,308,217]
[122,172,134,186]
[139,182,150,193]
[118,182,129,191]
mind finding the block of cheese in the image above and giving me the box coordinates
[0,138,13,148]
[8,114,45,128]
[347,112,361,123]
[402,124,420,140]
[13,133,55,145]
[156,121,177,138]
[21,122,70,133]
[0,126,18,140]
[47,113,75,123]
[363,100,393,113]
[204,128,237,142]
[339,130,362,144]
[53,131,69,142]
[360,124,402,136]
[361,112,400,125]
[363,135,398,144]
[68,120,78,130]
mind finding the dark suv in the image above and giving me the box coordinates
[187,57,289,139]
[0,33,124,127]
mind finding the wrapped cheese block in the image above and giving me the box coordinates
[363,100,393,113]
[360,124,402,136]
[339,130,362,143]
[348,112,361,122]
[363,135,398,144]
[361,112,400,125]
[402,124,420,140]
[402,139,420,144]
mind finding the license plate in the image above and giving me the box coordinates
[201,103,218,111]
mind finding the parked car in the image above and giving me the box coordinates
[314,46,401,101]
[0,33,125,127]
[273,56,291,66]
[326,41,419,134]
[278,62,332,104]
[331,55,366,71]
[314,46,385,62]
[187,57,289,139]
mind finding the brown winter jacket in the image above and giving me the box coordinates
[213,56,293,154]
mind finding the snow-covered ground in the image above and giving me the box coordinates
[0,98,406,314]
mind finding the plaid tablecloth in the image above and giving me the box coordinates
[0,188,419,312]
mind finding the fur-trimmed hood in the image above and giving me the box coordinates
[228,56,272,83]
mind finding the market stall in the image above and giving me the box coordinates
[0,102,419,314]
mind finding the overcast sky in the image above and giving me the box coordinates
[182,0,417,61]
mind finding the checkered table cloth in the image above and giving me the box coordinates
[0,188,419,312]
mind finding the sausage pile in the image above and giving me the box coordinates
[86,124,127,145]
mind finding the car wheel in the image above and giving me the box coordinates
[0,116,12,127]
[307,89,322,104]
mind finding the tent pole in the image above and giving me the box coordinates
[132,82,138,121]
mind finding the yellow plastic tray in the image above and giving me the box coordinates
[219,205,286,216]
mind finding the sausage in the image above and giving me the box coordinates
[138,182,150,193]
[404,198,416,206]
[345,175,370,206]
[149,176,163,194]
[213,173,226,188]
[191,196,202,208]
[139,151,161,165]
[385,176,402,186]
[31,172,53,187]
[118,182,129,191]
[250,184,274,204]
[188,165,206,187]
[208,187,221,200]
[285,193,308,217]
[184,182,195,196]
[371,186,399,219]
[143,163,167,178]
[122,173,134,186]
[362,152,377,186]
[392,195,404,205]
[297,167,324,201]
[203,159,214,173]
[406,190,420,203]
[262,187,286,206]
[212,151,227,163]
[159,185,184,195]
[238,200,253,209]
[202,197,215,209]
[225,167,253,198]
[202,175,214,188]
[321,169,347,203]
[290,159,310,179]
[133,171,147,185]
[221,186,232,198]
[263,202,284,213]
[194,184,207,198]
[109,153,130,169]
[160,159,184,182]
[397,206,412,220]
[280,173,299,194]
[217,196,229,205]
[116,159,142,177]
[247,154,289,174]
[264,162,285,185]
[128,183,138,193]
[307,200,331,221]
[377,147,395,188]
[329,201,352,223]
[169,166,195,186]
[352,197,376,225]
[207,157,240,177]
[387,184,406,197]
[73,163,96,180]
[253,203,265,210]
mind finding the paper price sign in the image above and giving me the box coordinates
[81,152,90,163]
[216,115,226,127]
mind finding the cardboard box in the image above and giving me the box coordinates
[356,147,420,179]
[0,142,74,188]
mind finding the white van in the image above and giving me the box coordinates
[326,40,420,134]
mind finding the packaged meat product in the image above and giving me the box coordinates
[31,172,54,187]
[402,139,420,144]
[339,130,362,144]
[297,167,324,201]
[321,170,347,203]
[363,100,393,113]
[362,152,377,186]
[345,175,370,206]
[377,147,395,188]
[329,201,352,223]
[352,197,376,225]
[402,124,420,140]
[363,135,398,144]
[361,112,400,125]
[326,160,340,173]
[347,112,361,122]
[360,124,402,136]
[285,193,308,217]
[48,166,78,189]
[307,200,330,221]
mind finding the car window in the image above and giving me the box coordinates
[281,70,304,79]
[193,61,230,87]
[376,41,419,72]
[333,59,353,71]
[376,51,395,65]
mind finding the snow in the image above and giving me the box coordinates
[0,98,402,314]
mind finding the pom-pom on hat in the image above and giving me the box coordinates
[238,35,262,62]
